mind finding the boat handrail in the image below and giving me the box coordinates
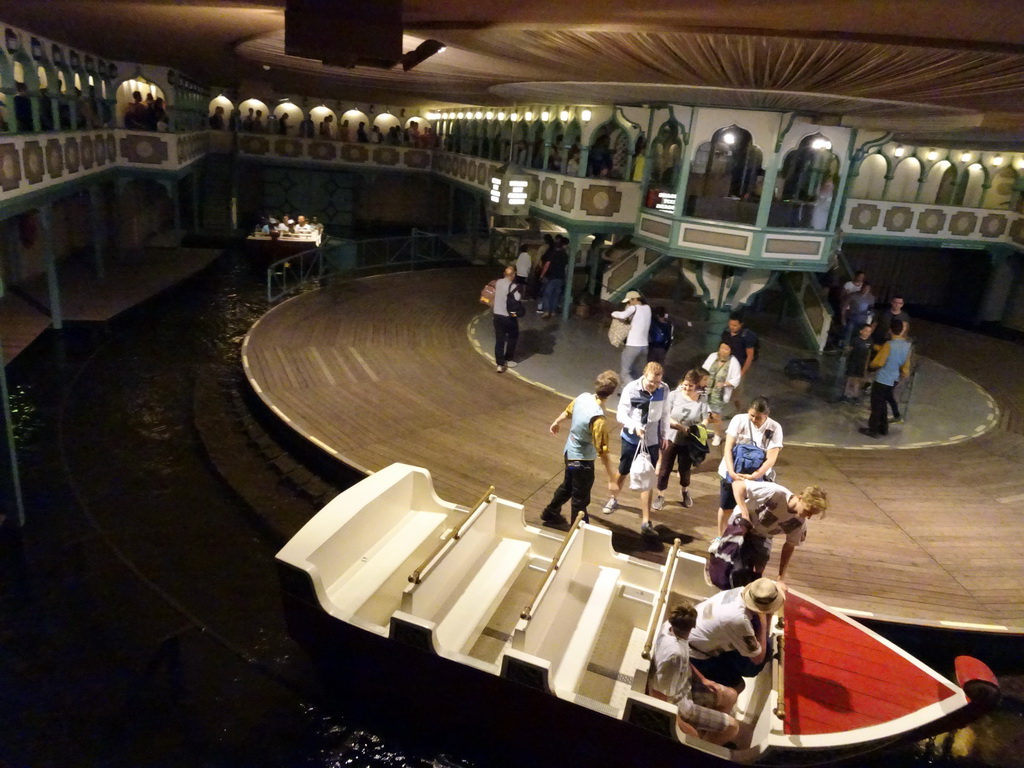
[642,538,682,660]
[408,485,495,584]
[773,610,786,720]
[520,512,585,620]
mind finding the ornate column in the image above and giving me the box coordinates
[38,203,63,329]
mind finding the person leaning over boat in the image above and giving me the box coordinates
[728,480,828,592]
[688,578,785,691]
[649,601,740,746]
[541,370,620,526]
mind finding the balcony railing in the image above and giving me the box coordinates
[844,198,1024,251]
[0,129,209,203]
[432,151,641,226]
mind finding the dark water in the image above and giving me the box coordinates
[0,249,1019,767]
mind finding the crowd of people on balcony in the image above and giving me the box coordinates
[1,80,112,133]
[123,90,169,131]
[211,106,439,148]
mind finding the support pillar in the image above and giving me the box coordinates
[682,261,773,348]
[561,231,581,320]
[88,185,106,279]
[190,171,200,230]
[38,204,63,330]
[0,357,25,528]
[161,178,182,248]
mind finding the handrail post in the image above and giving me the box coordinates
[408,485,495,585]
[520,511,586,620]
[642,538,681,660]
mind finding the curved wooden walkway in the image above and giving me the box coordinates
[243,268,1024,631]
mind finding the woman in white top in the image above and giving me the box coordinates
[716,396,784,535]
[702,342,742,446]
[611,291,652,387]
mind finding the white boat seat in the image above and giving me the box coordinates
[435,537,531,654]
[552,565,620,696]
[328,509,447,618]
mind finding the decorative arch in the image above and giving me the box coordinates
[528,120,545,169]
[643,119,684,210]
[850,152,887,199]
[921,160,955,205]
[684,124,762,224]
[888,156,921,202]
[958,163,987,208]
[987,166,1018,210]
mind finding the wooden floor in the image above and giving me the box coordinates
[243,268,1024,631]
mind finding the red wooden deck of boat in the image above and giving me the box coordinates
[782,593,958,735]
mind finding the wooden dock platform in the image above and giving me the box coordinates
[242,268,1024,631]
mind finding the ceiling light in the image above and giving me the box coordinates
[524,111,533,121]
[474,110,483,119]
[262,64,271,71]
[927,150,938,161]
[992,155,1003,166]
[510,112,519,122]
[541,110,550,121]
[457,111,464,119]
[559,109,570,121]
[722,132,736,145]
[497,111,506,121]
[960,152,972,162]
[581,109,592,122]
[485,111,493,120]
[893,145,905,157]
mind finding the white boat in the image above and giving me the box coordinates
[276,463,1001,767]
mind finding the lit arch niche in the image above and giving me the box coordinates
[766,133,839,229]
[686,124,762,225]
[642,120,683,212]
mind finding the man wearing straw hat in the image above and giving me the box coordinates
[687,578,785,691]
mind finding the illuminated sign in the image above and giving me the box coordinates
[655,191,677,213]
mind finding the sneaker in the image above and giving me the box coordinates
[640,522,659,539]
[682,490,693,508]
[602,497,618,514]
[651,495,665,511]
[711,434,722,447]
[541,511,567,526]
[505,360,518,368]
[496,364,507,373]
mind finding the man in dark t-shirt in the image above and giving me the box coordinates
[540,237,569,319]
[720,314,757,411]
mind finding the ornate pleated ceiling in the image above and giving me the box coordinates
[3,0,1023,144]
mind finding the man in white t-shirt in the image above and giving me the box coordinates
[716,396,783,535]
[611,291,652,387]
[727,480,828,591]
[514,246,532,290]
[688,578,784,690]
[649,601,739,745]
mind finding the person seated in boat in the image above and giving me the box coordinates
[688,578,784,691]
[541,370,620,526]
[649,601,740,746]
[728,481,828,592]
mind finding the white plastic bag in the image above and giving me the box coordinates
[629,440,655,491]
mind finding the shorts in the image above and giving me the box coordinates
[719,477,737,510]
[680,699,731,734]
[618,437,660,477]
